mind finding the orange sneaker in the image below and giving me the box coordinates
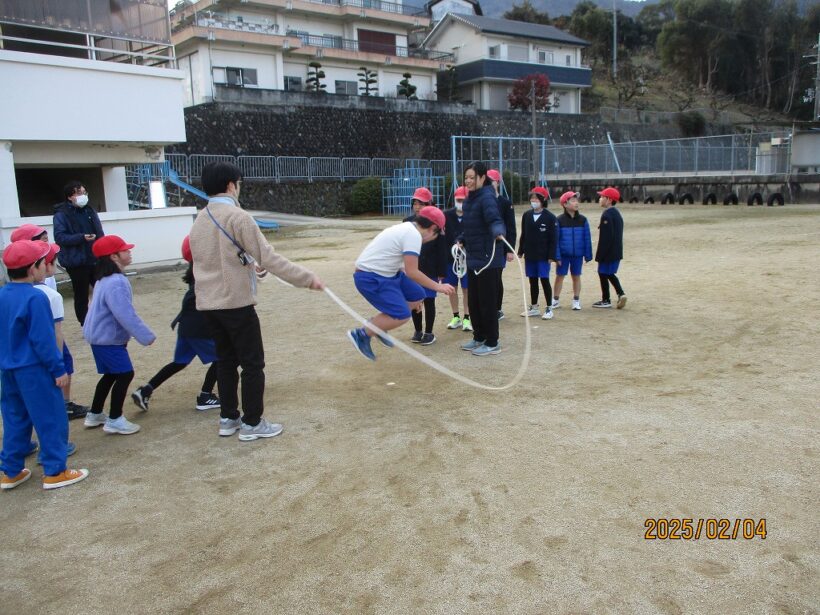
[1,468,32,490]
[42,468,89,490]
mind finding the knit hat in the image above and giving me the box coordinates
[2,240,50,269]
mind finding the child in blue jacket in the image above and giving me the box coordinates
[0,241,89,491]
[82,235,155,435]
[554,191,593,311]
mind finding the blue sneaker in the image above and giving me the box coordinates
[347,327,376,361]
[461,339,483,351]
[366,323,394,348]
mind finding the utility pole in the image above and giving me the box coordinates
[815,33,820,120]
[612,0,617,78]
[531,80,538,181]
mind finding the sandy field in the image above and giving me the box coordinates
[0,203,818,614]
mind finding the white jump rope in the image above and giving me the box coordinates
[321,235,532,392]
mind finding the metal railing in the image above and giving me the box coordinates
[285,31,453,61]
[544,132,793,177]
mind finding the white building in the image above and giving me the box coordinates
[424,13,591,113]
[0,1,194,267]
[170,0,455,105]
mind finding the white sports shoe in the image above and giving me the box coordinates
[572,299,581,311]
[520,306,540,317]
[542,309,554,320]
[102,415,140,435]
[551,299,560,309]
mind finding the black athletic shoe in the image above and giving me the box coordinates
[410,331,423,343]
[65,401,89,420]
[131,386,150,411]
[196,392,221,411]
[592,300,612,308]
[420,333,436,346]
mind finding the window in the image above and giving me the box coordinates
[537,50,553,65]
[358,29,396,54]
[488,44,500,59]
[335,80,357,95]
[566,54,572,66]
[507,44,528,62]
[284,76,302,91]
[225,67,257,87]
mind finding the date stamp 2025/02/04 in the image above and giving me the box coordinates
[644,518,767,540]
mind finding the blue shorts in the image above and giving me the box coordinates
[62,343,74,376]
[557,256,584,276]
[444,267,468,289]
[354,270,426,320]
[91,344,133,374]
[598,260,621,275]
[173,336,218,365]
[525,260,550,278]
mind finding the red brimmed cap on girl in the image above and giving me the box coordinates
[92,235,134,258]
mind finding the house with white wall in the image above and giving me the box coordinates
[424,13,591,113]
[170,0,454,105]
[0,1,194,267]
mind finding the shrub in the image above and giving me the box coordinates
[676,111,706,138]
[347,177,382,214]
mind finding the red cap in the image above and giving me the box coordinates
[3,240,50,269]
[417,205,445,232]
[454,186,468,200]
[597,187,621,201]
[181,235,193,263]
[412,187,433,203]
[486,169,501,182]
[530,186,550,199]
[44,242,61,265]
[560,191,580,205]
[92,235,134,258]
[10,223,47,242]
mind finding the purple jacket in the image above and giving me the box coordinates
[83,274,155,346]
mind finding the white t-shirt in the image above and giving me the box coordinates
[35,283,65,322]
[44,276,57,291]
[355,222,422,277]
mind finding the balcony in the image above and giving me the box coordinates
[451,59,592,88]
[294,0,426,17]
[286,31,453,61]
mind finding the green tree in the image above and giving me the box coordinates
[504,0,551,25]
[358,66,378,96]
[397,72,418,100]
[306,61,326,93]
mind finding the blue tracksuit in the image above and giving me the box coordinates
[0,283,68,477]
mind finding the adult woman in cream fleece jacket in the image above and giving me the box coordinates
[189,162,324,443]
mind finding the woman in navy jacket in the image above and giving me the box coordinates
[53,181,105,325]
[459,162,506,356]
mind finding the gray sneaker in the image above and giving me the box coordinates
[472,343,502,356]
[238,418,284,442]
[461,339,483,351]
[218,417,242,437]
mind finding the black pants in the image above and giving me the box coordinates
[204,306,265,426]
[467,268,501,347]
[92,371,134,420]
[147,361,218,394]
[599,273,624,302]
[529,277,553,306]
[66,265,96,326]
[496,267,505,311]
[411,297,436,334]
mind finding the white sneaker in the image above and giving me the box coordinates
[551,299,560,309]
[84,411,108,428]
[102,415,140,435]
[572,299,581,311]
[542,309,554,320]
[520,306,540,317]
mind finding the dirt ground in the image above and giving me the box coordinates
[1,204,818,614]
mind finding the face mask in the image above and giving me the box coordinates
[455,201,463,210]
[530,201,540,209]
[74,194,89,207]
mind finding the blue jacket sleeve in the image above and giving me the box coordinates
[53,210,85,247]
[583,221,593,261]
[108,277,156,346]
[552,218,561,261]
[27,294,66,379]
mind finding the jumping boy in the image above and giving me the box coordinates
[0,241,89,490]
[348,206,454,361]
[593,187,627,309]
